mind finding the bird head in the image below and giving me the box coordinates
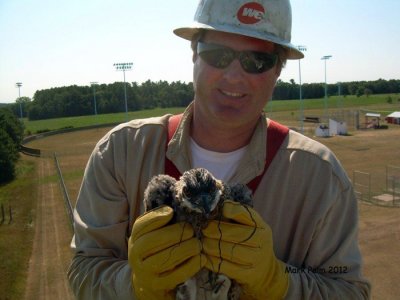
[176,168,223,218]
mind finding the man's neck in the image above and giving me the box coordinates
[190,113,260,153]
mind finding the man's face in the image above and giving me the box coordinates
[192,31,281,129]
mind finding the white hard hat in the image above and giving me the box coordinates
[174,0,303,59]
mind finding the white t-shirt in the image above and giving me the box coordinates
[190,138,248,182]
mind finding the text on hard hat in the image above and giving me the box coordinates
[237,2,265,24]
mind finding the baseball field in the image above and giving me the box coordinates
[0,95,399,299]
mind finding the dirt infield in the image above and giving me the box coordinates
[358,203,400,299]
[25,124,400,299]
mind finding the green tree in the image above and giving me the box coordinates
[12,96,32,118]
[0,129,18,183]
[364,88,373,97]
[0,108,24,146]
[0,108,24,183]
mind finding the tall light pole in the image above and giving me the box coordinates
[321,55,332,122]
[113,62,133,121]
[15,82,23,119]
[337,82,344,120]
[337,81,342,109]
[90,82,98,115]
[297,45,307,133]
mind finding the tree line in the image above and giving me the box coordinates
[273,78,400,100]
[7,78,400,121]
[0,108,24,183]
[13,80,193,120]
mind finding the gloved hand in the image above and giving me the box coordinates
[202,201,289,300]
[128,205,206,300]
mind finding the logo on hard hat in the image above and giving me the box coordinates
[237,2,265,24]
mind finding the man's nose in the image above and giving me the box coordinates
[222,58,246,83]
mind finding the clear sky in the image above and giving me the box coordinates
[1,0,399,103]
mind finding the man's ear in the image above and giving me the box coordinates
[275,65,282,77]
[192,52,198,63]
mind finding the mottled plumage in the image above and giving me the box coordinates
[143,168,253,300]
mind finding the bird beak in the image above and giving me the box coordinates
[200,194,211,215]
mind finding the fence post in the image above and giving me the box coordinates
[386,166,388,193]
[0,204,4,225]
[8,205,12,224]
[393,176,398,206]
[368,172,371,202]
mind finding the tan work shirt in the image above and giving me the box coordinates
[68,104,370,299]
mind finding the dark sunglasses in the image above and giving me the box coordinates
[197,42,278,74]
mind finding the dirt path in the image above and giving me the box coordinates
[24,157,74,300]
[358,202,400,300]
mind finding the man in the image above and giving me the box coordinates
[68,0,371,299]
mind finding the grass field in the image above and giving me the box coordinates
[1,96,400,299]
[23,107,186,134]
[0,158,38,299]
[22,94,400,134]
[269,93,400,113]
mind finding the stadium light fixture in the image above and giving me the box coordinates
[321,55,332,121]
[113,62,133,121]
[15,82,23,119]
[297,46,307,133]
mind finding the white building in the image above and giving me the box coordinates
[315,119,348,137]
[386,112,400,125]
[329,119,348,136]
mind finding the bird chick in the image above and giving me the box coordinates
[143,174,177,211]
[173,168,226,238]
[143,168,253,300]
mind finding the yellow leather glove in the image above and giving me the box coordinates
[128,206,206,300]
[202,201,289,300]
